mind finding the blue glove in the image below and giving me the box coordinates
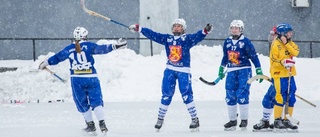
[255,68,263,83]
[218,66,225,80]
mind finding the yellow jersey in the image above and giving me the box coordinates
[269,38,299,78]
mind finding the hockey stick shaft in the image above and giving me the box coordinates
[284,70,291,116]
[199,71,226,86]
[248,75,317,108]
[247,75,317,107]
[44,68,66,83]
[295,94,316,107]
[199,76,221,86]
[80,0,129,28]
[284,70,299,124]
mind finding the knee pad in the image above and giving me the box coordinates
[288,95,296,107]
[182,94,194,104]
[237,97,249,105]
[77,105,90,113]
[262,85,277,108]
[262,93,275,109]
[262,98,274,109]
[161,96,173,105]
[90,100,104,109]
[226,97,237,105]
[237,93,249,105]
[226,90,237,105]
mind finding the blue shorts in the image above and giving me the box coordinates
[225,68,251,105]
[161,69,194,105]
[262,76,297,108]
[70,77,104,113]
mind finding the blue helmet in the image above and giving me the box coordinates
[276,23,293,36]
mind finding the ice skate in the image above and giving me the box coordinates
[189,117,200,132]
[154,118,164,132]
[283,119,299,133]
[252,119,272,132]
[273,118,286,133]
[239,119,247,131]
[224,120,237,131]
[99,120,108,135]
[82,121,97,136]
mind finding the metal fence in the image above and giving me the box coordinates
[0,38,319,61]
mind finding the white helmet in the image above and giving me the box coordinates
[230,20,244,32]
[172,18,187,30]
[73,27,88,40]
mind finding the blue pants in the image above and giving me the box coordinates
[161,69,194,105]
[70,77,104,113]
[262,76,297,108]
[225,68,251,105]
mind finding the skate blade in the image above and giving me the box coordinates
[155,128,161,132]
[252,128,273,132]
[285,114,300,125]
[82,131,98,136]
[240,127,247,131]
[100,130,107,136]
[286,129,299,133]
[190,127,200,132]
[273,128,286,133]
[224,126,236,131]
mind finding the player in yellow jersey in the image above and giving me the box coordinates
[254,23,299,132]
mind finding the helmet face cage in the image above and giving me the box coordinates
[276,23,293,36]
[73,27,88,40]
[229,20,244,33]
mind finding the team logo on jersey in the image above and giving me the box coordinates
[168,45,182,63]
[273,71,280,75]
[239,42,244,48]
[74,69,92,74]
[226,43,232,48]
[181,34,186,41]
[71,62,92,70]
[81,45,88,50]
[277,45,282,50]
[285,50,290,55]
[227,51,240,65]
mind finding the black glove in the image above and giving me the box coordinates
[204,23,213,34]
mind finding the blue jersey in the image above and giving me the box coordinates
[141,28,207,73]
[220,35,261,70]
[47,40,113,77]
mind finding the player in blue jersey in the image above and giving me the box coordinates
[129,18,212,131]
[218,20,264,131]
[252,26,278,132]
[38,27,127,135]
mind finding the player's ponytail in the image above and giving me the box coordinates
[75,40,81,53]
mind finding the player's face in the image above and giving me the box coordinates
[286,31,294,39]
[230,27,241,35]
[172,24,183,33]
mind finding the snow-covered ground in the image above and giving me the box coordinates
[0,45,319,137]
[0,101,319,137]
